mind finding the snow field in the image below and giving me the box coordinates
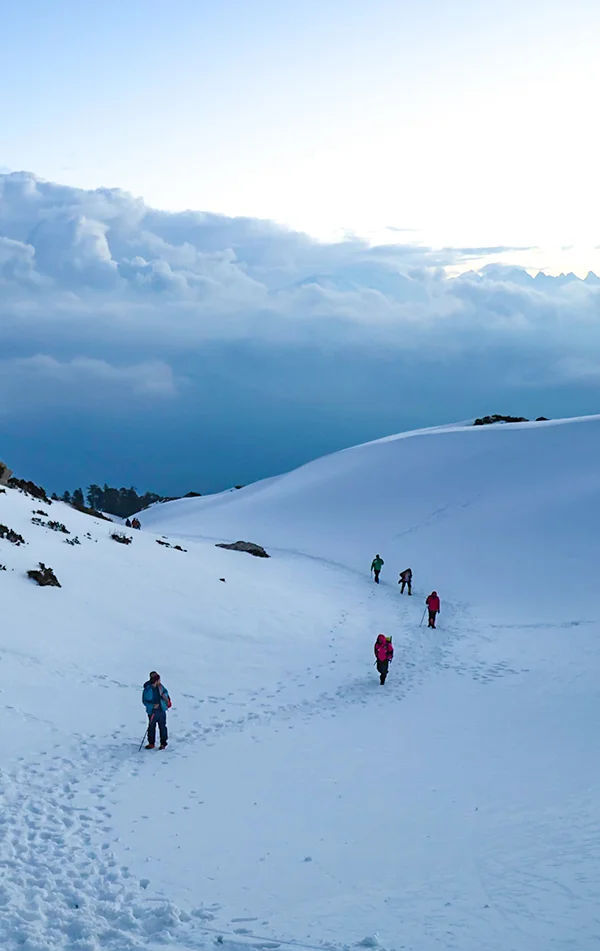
[2,415,600,949]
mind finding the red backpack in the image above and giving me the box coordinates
[374,635,393,661]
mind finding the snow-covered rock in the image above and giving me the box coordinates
[0,459,13,485]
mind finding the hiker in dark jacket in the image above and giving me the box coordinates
[398,568,412,595]
[142,671,171,749]
[371,555,384,584]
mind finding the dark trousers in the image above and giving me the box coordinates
[376,660,389,684]
[374,570,380,584]
[400,580,412,595]
[148,709,168,746]
[428,610,437,628]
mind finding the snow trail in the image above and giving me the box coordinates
[0,749,202,951]
[0,552,463,951]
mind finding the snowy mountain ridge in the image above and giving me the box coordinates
[2,414,600,950]
[144,412,600,618]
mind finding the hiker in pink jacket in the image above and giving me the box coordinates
[426,591,440,629]
[374,634,394,685]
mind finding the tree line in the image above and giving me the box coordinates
[56,484,200,518]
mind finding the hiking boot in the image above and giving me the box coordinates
[159,743,168,750]
[145,743,155,750]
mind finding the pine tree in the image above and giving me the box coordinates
[87,485,102,510]
[72,488,85,507]
[103,484,120,516]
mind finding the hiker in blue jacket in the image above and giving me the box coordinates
[142,671,171,749]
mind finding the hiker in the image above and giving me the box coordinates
[371,554,384,584]
[426,591,440,629]
[131,517,141,530]
[398,568,412,595]
[142,671,172,749]
[374,634,394,685]
[125,518,132,528]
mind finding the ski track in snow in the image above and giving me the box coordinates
[0,556,494,951]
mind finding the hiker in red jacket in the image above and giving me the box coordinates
[374,633,394,685]
[426,591,440,629]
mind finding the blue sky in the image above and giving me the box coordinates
[1,2,600,495]
[3,0,600,269]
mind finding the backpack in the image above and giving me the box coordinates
[159,685,172,709]
[375,635,393,661]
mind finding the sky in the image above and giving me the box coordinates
[1,0,600,496]
[2,0,600,271]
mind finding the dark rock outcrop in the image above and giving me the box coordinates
[216,541,270,558]
[8,477,52,504]
[0,524,25,546]
[156,539,187,552]
[110,531,133,545]
[474,414,529,426]
[0,461,12,486]
[27,563,61,587]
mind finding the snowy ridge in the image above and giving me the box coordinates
[143,413,600,617]
[2,416,600,950]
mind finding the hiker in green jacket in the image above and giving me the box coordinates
[371,554,384,584]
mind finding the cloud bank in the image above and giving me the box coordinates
[1,171,599,492]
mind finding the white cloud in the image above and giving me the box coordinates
[0,355,178,414]
[1,170,600,389]
[0,236,41,285]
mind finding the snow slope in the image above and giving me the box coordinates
[2,415,600,951]
[143,414,600,620]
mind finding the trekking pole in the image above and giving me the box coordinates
[419,608,427,627]
[138,714,154,752]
